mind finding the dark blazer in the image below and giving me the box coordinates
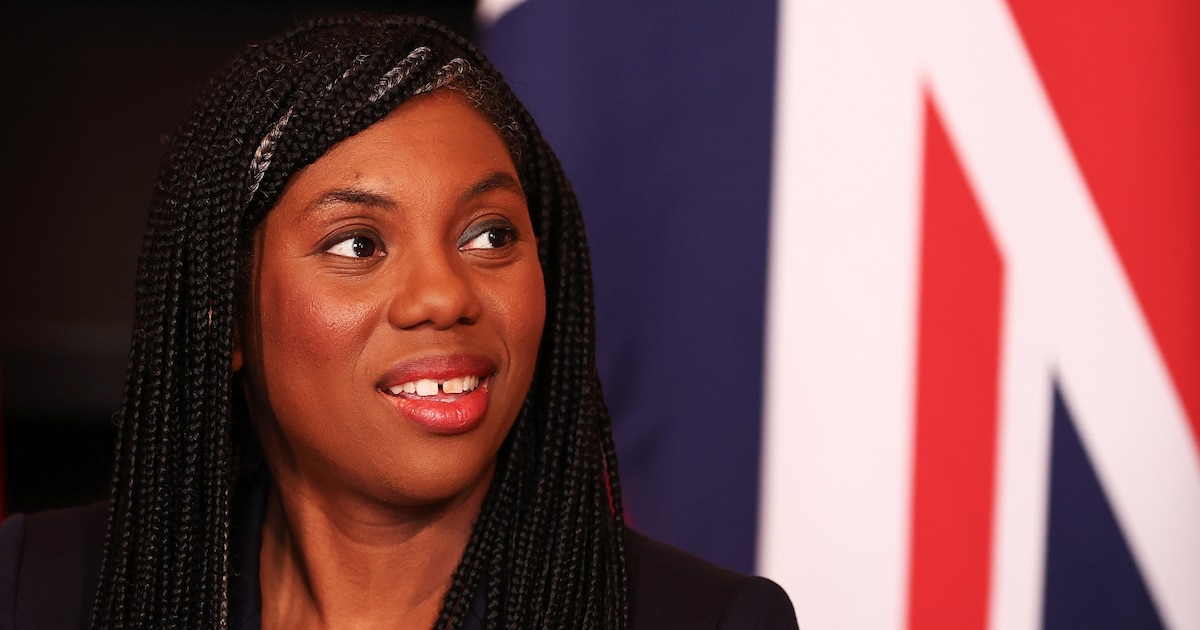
[0,496,797,629]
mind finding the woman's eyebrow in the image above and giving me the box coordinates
[294,174,520,223]
[459,171,523,204]
[295,187,397,223]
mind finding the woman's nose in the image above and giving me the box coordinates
[387,250,483,330]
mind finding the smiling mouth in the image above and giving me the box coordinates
[378,365,491,434]
[385,375,483,400]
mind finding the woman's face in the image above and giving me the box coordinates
[236,91,545,509]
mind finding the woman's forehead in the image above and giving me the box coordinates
[271,91,524,222]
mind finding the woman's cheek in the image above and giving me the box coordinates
[274,276,381,362]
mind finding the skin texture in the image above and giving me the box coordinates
[234,91,546,629]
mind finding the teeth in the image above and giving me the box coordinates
[387,375,481,397]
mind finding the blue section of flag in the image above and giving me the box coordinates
[1044,383,1164,630]
[482,0,778,573]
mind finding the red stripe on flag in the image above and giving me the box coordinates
[907,95,1004,630]
[1005,0,1200,439]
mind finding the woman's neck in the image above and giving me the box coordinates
[257,473,488,630]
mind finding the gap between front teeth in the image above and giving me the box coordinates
[388,375,481,396]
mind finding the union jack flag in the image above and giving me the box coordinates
[481,1,1200,627]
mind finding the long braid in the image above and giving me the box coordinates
[95,13,630,629]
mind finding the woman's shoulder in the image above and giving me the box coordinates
[625,528,799,629]
[0,501,108,630]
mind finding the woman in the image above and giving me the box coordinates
[0,13,797,629]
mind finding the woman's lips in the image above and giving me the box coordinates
[377,355,494,435]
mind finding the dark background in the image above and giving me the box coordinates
[0,2,477,515]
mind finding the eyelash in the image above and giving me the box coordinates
[320,219,519,259]
[322,231,385,259]
[458,219,518,251]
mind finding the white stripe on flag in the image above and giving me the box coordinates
[760,2,923,628]
[475,0,529,26]
[762,1,1200,629]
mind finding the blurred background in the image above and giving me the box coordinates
[0,1,475,514]
[3,2,1198,629]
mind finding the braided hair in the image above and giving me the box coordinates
[94,13,629,629]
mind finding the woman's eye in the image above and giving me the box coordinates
[325,234,384,258]
[459,223,517,251]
